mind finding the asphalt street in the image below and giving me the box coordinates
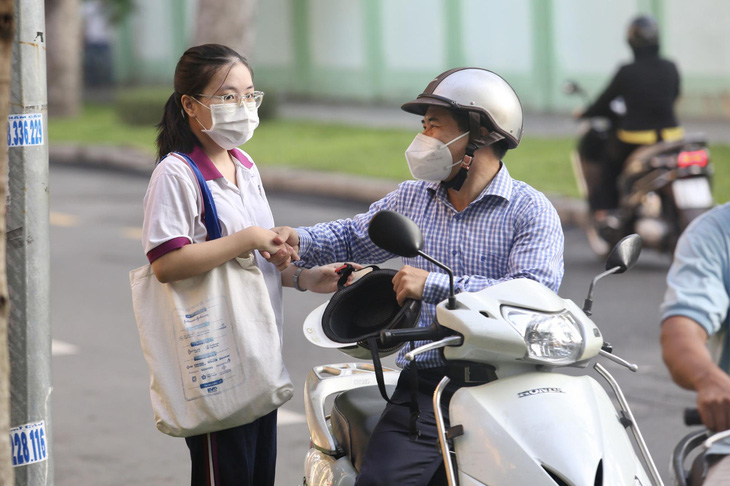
[47,163,697,485]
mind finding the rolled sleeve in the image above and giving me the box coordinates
[660,207,730,337]
[143,157,200,258]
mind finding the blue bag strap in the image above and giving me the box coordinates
[172,152,222,241]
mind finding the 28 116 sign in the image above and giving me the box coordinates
[9,421,47,467]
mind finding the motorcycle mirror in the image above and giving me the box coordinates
[562,80,579,95]
[368,210,458,309]
[368,210,423,257]
[583,234,643,315]
[605,234,642,274]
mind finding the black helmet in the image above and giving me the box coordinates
[302,266,421,359]
[627,15,659,49]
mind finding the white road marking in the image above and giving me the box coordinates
[52,340,78,356]
[278,408,307,426]
[50,212,79,227]
[122,227,143,240]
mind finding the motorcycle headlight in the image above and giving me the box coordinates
[502,306,584,364]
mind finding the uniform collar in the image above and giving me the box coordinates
[187,145,253,181]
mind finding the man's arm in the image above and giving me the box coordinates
[420,204,565,305]
[661,315,730,431]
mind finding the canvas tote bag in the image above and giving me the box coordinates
[130,153,293,437]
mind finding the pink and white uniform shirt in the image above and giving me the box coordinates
[142,145,283,329]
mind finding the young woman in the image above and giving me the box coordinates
[144,43,340,486]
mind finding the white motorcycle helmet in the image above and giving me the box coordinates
[401,67,523,149]
[303,266,422,360]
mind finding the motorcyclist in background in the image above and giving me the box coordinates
[575,14,683,236]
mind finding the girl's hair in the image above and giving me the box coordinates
[155,44,252,161]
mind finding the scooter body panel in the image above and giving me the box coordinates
[450,372,651,485]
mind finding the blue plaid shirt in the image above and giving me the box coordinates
[298,164,565,369]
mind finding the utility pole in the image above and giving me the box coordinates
[0,0,15,484]
[7,0,51,484]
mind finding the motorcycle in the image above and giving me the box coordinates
[563,80,714,257]
[671,409,730,485]
[301,210,663,486]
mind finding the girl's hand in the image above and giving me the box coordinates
[249,227,288,262]
[262,226,300,270]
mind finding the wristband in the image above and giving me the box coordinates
[293,267,307,292]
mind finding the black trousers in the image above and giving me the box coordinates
[355,368,460,486]
[185,409,277,486]
[589,136,640,211]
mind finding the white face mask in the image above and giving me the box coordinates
[404,132,469,181]
[193,98,259,150]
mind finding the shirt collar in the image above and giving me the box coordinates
[478,162,513,202]
[426,161,514,204]
[187,145,254,181]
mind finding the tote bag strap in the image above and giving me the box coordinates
[171,152,222,240]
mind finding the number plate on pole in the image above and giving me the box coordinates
[7,113,44,147]
[9,421,48,467]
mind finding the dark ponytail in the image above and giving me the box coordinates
[155,44,253,161]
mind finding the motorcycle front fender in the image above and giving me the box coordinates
[449,372,651,486]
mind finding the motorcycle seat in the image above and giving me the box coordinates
[331,384,394,473]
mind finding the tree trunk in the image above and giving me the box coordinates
[0,0,14,483]
[194,0,259,59]
[44,0,81,117]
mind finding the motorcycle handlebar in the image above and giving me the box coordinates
[380,325,455,347]
[684,408,702,426]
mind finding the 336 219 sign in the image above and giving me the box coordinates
[7,113,44,148]
[9,421,47,467]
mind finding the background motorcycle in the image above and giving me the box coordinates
[671,409,730,485]
[564,80,714,257]
[302,210,664,486]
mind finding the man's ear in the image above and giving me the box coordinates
[480,126,489,137]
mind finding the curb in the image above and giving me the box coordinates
[48,144,587,228]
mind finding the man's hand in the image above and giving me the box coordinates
[696,370,730,432]
[300,263,363,293]
[270,226,300,252]
[661,315,730,431]
[392,265,428,305]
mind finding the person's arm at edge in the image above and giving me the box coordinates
[661,315,730,431]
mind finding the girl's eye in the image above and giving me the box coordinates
[222,93,237,102]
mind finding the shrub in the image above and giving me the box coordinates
[114,86,171,126]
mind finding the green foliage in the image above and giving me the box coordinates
[94,0,136,24]
[49,104,158,153]
[47,104,730,203]
[114,86,171,127]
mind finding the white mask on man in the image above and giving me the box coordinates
[404,132,469,181]
[193,99,259,150]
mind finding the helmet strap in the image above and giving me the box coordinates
[441,130,505,192]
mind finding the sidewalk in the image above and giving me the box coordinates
[49,100,730,227]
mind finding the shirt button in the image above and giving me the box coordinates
[452,250,458,256]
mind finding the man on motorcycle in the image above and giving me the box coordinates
[661,203,730,484]
[576,14,683,232]
[273,68,565,485]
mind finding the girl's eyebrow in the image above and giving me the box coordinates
[216,84,255,93]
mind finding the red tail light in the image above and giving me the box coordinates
[677,150,708,168]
